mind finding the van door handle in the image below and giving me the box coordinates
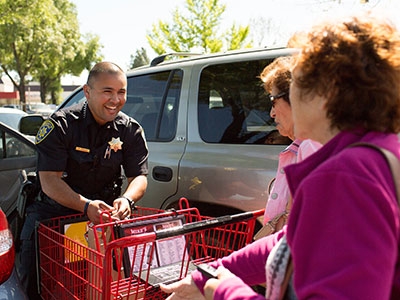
[152,166,173,182]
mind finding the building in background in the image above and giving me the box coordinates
[0,75,79,108]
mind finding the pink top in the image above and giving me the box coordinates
[264,139,321,223]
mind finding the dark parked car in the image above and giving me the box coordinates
[0,121,34,299]
[0,121,36,239]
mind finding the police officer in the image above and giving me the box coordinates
[18,62,149,298]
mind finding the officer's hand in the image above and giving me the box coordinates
[87,200,116,224]
[112,197,132,220]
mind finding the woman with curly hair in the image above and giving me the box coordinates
[161,12,400,300]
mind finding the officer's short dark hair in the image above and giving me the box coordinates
[87,62,125,87]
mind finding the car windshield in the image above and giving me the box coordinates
[0,108,28,131]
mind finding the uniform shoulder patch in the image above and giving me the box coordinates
[36,119,55,144]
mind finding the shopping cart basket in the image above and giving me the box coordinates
[36,198,264,300]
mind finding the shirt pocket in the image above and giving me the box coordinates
[100,149,123,170]
[69,148,93,165]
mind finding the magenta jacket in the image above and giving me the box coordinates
[192,129,400,299]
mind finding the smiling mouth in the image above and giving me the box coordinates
[105,106,117,112]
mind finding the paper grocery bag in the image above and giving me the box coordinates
[86,223,123,299]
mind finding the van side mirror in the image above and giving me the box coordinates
[19,115,45,136]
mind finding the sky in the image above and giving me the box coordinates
[66,0,400,85]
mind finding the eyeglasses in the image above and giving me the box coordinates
[268,91,288,102]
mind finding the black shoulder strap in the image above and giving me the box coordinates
[349,142,400,205]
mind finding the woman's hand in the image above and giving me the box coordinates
[204,266,236,300]
[160,275,205,300]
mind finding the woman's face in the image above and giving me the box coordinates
[290,65,336,144]
[269,85,294,140]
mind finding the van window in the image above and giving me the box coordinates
[198,59,290,145]
[126,70,182,141]
[64,89,86,107]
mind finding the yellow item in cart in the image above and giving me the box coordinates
[62,219,89,263]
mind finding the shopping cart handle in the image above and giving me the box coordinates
[155,210,258,240]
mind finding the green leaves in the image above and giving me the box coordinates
[146,0,252,55]
[0,0,102,105]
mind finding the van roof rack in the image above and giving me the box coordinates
[150,52,202,66]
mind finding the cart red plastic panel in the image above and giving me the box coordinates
[37,199,263,300]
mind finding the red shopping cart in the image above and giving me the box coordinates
[36,198,264,300]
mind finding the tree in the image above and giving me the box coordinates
[146,0,252,55]
[32,0,102,104]
[0,0,102,107]
[129,48,150,69]
[0,0,53,107]
[36,33,101,104]
[249,17,284,48]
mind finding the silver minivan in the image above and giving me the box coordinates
[54,47,294,223]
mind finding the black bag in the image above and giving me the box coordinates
[17,170,39,218]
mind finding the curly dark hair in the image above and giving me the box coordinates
[289,13,400,133]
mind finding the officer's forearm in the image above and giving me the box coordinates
[122,175,148,204]
[39,171,89,212]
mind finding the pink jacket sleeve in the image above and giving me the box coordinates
[192,229,286,299]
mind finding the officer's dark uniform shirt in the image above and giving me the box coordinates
[35,101,149,204]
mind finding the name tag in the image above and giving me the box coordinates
[75,147,90,153]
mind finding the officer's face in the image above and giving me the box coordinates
[84,72,127,125]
